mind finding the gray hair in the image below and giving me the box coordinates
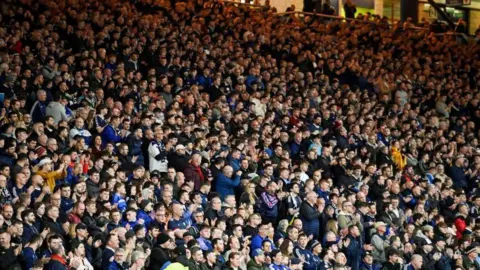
[131,251,146,262]
[277,219,289,232]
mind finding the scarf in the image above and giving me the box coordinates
[193,164,205,182]
[51,254,67,267]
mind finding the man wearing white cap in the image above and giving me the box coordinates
[371,221,389,265]
[167,144,189,172]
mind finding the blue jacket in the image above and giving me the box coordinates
[0,153,13,167]
[304,253,323,270]
[449,165,468,189]
[359,262,380,270]
[294,247,316,269]
[21,246,37,270]
[60,197,74,213]
[228,156,241,172]
[137,209,152,227]
[215,173,241,200]
[268,263,290,270]
[102,248,115,270]
[112,193,127,213]
[63,167,79,186]
[31,100,47,123]
[299,201,321,238]
[108,261,126,270]
[196,75,213,89]
[344,235,363,270]
[127,135,144,166]
[101,125,122,145]
[251,234,265,252]
[22,223,39,244]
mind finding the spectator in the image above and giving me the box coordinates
[299,191,321,238]
[215,165,241,200]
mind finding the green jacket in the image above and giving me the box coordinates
[247,259,268,270]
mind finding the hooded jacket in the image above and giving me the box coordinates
[46,101,69,124]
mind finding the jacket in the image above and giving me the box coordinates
[184,163,205,191]
[371,233,388,263]
[259,192,279,218]
[148,247,171,270]
[30,100,46,123]
[215,172,241,200]
[21,246,37,270]
[338,212,355,230]
[148,140,168,173]
[101,125,122,145]
[127,135,144,166]
[344,235,363,270]
[47,254,68,270]
[43,216,66,236]
[360,261,380,270]
[168,152,190,172]
[36,169,67,193]
[101,248,115,270]
[108,261,126,270]
[247,259,268,270]
[86,179,101,199]
[454,214,467,239]
[46,101,69,124]
[299,201,321,238]
[22,223,39,244]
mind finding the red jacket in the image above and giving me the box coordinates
[454,215,466,239]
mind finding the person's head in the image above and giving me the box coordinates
[75,223,89,239]
[21,209,36,224]
[106,233,120,250]
[131,251,147,268]
[348,225,360,237]
[48,234,63,250]
[271,249,283,264]
[387,248,401,264]
[212,238,224,253]
[0,230,10,248]
[410,254,423,269]
[71,240,86,257]
[228,252,241,268]
[253,248,265,264]
[2,204,13,220]
[114,248,126,263]
[298,233,308,248]
[85,200,97,214]
[46,205,60,220]
[292,219,303,232]
[191,247,204,263]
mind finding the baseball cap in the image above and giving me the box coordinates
[252,249,264,257]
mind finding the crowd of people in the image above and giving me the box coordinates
[0,0,480,269]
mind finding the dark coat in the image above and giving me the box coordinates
[184,163,204,190]
[148,247,171,270]
[169,152,190,172]
[344,235,363,270]
[299,201,321,238]
[43,216,65,236]
[101,248,115,270]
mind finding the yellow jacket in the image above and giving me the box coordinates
[36,169,67,193]
[391,146,407,170]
